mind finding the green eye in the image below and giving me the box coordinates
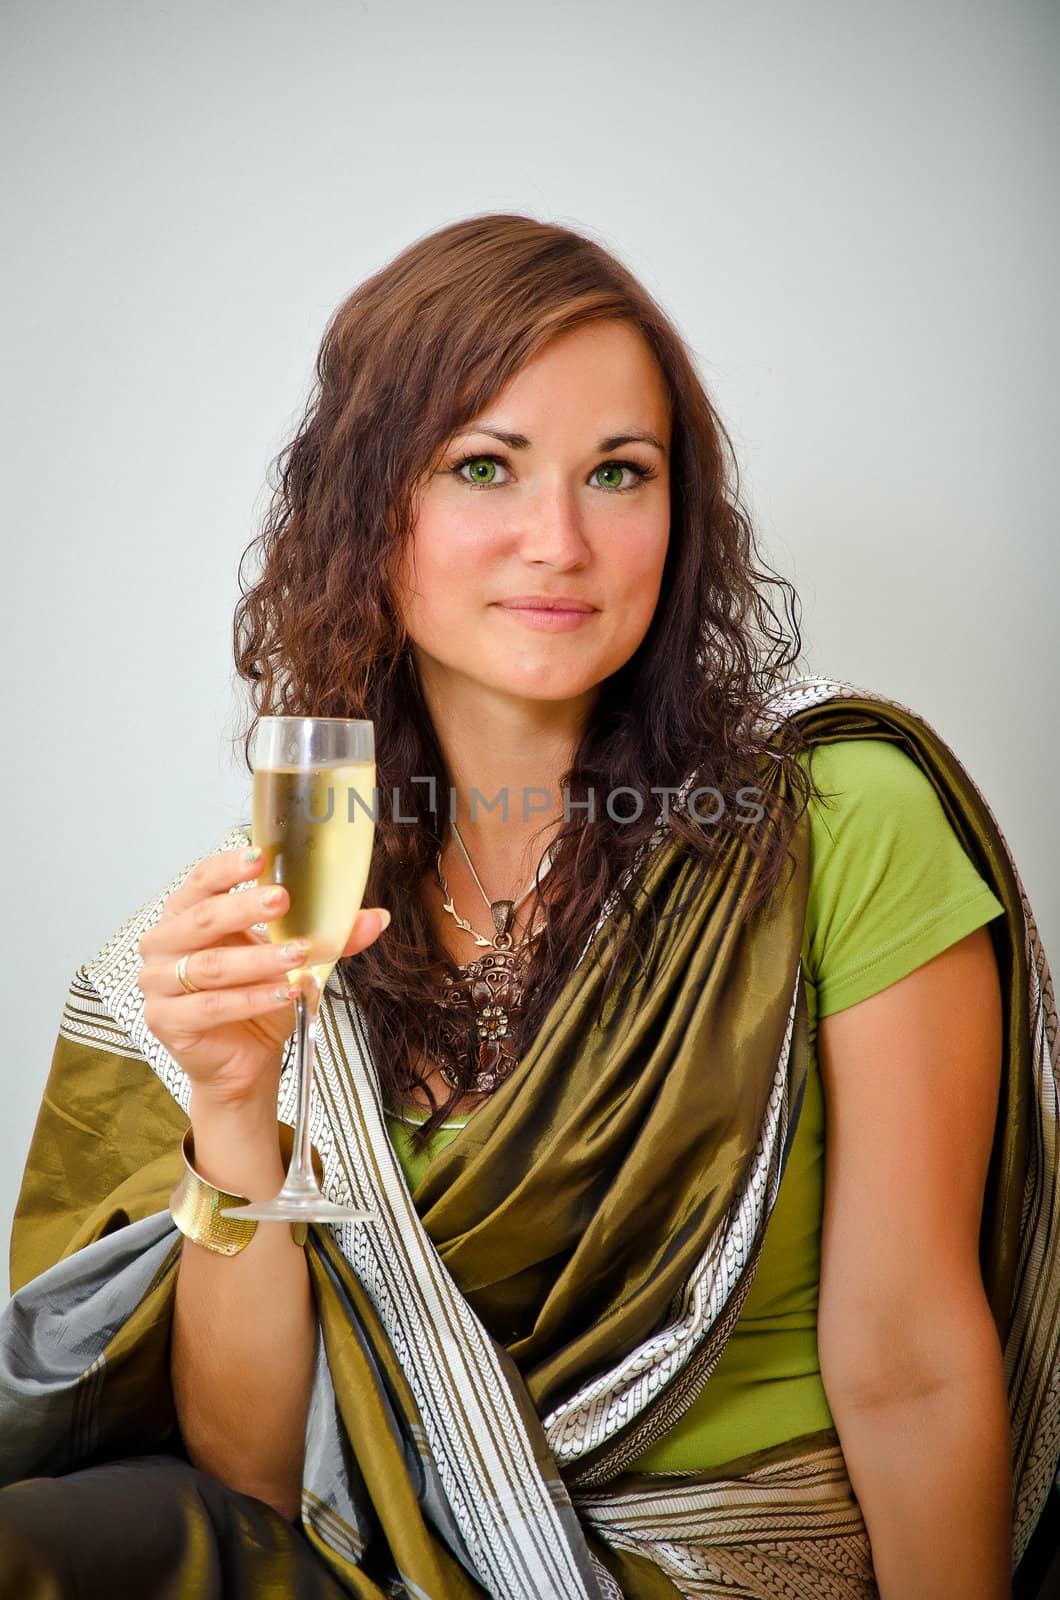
[460,456,498,485]
[592,461,651,491]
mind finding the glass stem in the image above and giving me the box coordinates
[282,971,323,1199]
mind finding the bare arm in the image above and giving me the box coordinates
[170,1095,316,1522]
[137,845,390,1523]
[816,924,1011,1598]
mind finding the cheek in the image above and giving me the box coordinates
[611,517,669,609]
[414,501,497,571]
[397,507,491,630]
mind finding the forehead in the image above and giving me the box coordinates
[483,320,671,432]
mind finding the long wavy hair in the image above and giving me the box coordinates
[233,212,822,1145]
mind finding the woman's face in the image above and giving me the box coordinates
[393,318,672,712]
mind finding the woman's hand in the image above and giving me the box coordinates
[137,845,388,1112]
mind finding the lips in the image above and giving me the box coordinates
[492,599,598,632]
[495,597,596,612]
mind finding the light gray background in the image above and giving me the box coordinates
[2,1,1057,1291]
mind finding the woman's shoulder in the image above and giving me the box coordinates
[790,735,1005,1014]
[795,734,945,845]
[760,673,989,852]
[791,728,993,887]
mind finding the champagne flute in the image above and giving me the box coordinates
[220,715,377,1225]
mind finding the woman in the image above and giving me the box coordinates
[2,214,1057,1599]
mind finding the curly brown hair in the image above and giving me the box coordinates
[233,212,821,1147]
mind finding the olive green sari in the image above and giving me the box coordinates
[3,677,1057,1598]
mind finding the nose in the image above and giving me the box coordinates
[516,475,590,568]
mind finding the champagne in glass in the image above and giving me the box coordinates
[252,763,377,988]
[220,716,377,1225]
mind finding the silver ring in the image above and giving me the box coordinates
[175,953,200,995]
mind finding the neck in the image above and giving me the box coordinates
[413,653,597,880]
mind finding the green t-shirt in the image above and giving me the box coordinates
[383,737,1006,1472]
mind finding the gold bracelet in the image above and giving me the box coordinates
[168,1126,317,1248]
[169,1127,311,1254]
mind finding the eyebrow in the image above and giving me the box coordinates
[451,424,669,457]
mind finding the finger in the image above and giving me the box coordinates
[143,980,297,1041]
[161,842,264,922]
[139,936,313,997]
[339,908,391,959]
[143,876,290,961]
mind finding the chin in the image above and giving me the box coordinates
[493,669,604,704]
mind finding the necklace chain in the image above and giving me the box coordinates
[432,821,557,1094]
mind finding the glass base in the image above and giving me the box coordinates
[219,1196,376,1224]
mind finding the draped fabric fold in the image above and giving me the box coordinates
[406,750,811,1465]
[3,676,1057,1598]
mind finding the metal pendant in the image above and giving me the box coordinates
[490,899,515,951]
[436,942,526,1093]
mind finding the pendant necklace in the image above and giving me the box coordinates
[433,823,557,1093]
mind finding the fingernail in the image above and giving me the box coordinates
[242,846,262,863]
[281,940,311,959]
[375,908,391,932]
[262,887,285,907]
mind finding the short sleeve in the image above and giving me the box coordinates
[799,738,1006,1019]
